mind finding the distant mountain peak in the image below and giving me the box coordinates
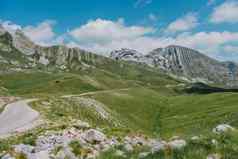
[110,48,143,60]
[0,24,7,35]
[111,46,238,87]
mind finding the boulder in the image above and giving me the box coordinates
[83,129,106,143]
[151,141,167,153]
[14,144,35,154]
[73,120,90,129]
[1,154,15,159]
[138,152,150,159]
[114,150,126,158]
[213,124,235,134]
[35,134,64,152]
[168,139,186,150]
[124,143,133,152]
[207,153,222,159]
[124,136,148,146]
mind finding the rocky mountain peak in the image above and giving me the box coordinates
[110,48,144,61]
[0,24,6,36]
[12,29,36,55]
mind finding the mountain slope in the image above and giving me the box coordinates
[111,46,238,87]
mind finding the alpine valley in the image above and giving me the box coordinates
[0,25,238,159]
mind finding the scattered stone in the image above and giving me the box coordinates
[73,120,90,129]
[124,136,148,146]
[83,129,106,144]
[124,143,133,152]
[207,153,222,159]
[168,139,186,150]
[35,134,64,152]
[114,150,126,158]
[151,141,167,153]
[213,124,235,134]
[1,153,15,159]
[14,144,35,154]
[138,152,150,159]
[191,136,200,141]
[211,139,218,146]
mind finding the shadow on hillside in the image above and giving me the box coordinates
[183,82,238,94]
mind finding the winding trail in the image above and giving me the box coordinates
[0,99,40,138]
[0,88,130,138]
[61,88,130,98]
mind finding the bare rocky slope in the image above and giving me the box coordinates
[111,46,238,87]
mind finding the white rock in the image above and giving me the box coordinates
[124,136,147,146]
[207,153,221,159]
[14,144,35,154]
[35,134,64,152]
[138,152,150,159]
[213,124,235,134]
[33,150,50,159]
[151,141,167,153]
[1,153,15,159]
[73,120,90,129]
[191,136,200,141]
[211,139,218,146]
[114,150,126,158]
[55,150,66,159]
[168,139,186,150]
[38,56,49,65]
[83,129,106,143]
[124,143,133,152]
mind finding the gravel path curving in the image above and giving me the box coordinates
[0,99,40,137]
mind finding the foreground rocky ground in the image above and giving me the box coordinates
[0,118,236,159]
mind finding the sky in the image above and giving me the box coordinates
[0,0,238,61]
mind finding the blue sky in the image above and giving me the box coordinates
[1,0,238,61]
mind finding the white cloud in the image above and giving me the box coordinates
[0,20,22,34]
[22,20,56,45]
[69,18,155,45]
[210,1,238,23]
[67,19,238,58]
[148,13,158,21]
[1,18,238,61]
[165,13,199,33]
[224,45,238,53]
[207,0,216,6]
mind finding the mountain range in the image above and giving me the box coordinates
[1,24,238,88]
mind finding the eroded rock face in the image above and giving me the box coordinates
[111,46,238,87]
[0,27,110,71]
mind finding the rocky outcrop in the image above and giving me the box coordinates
[110,48,154,67]
[0,27,111,71]
[111,46,238,87]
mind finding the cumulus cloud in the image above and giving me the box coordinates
[23,20,56,45]
[1,18,238,61]
[210,1,238,23]
[0,20,22,33]
[67,19,238,58]
[224,45,238,54]
[165,13,199,33]
[69,18,155,45]
[66,19,238,59]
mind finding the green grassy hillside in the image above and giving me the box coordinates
[1,68,237,139]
